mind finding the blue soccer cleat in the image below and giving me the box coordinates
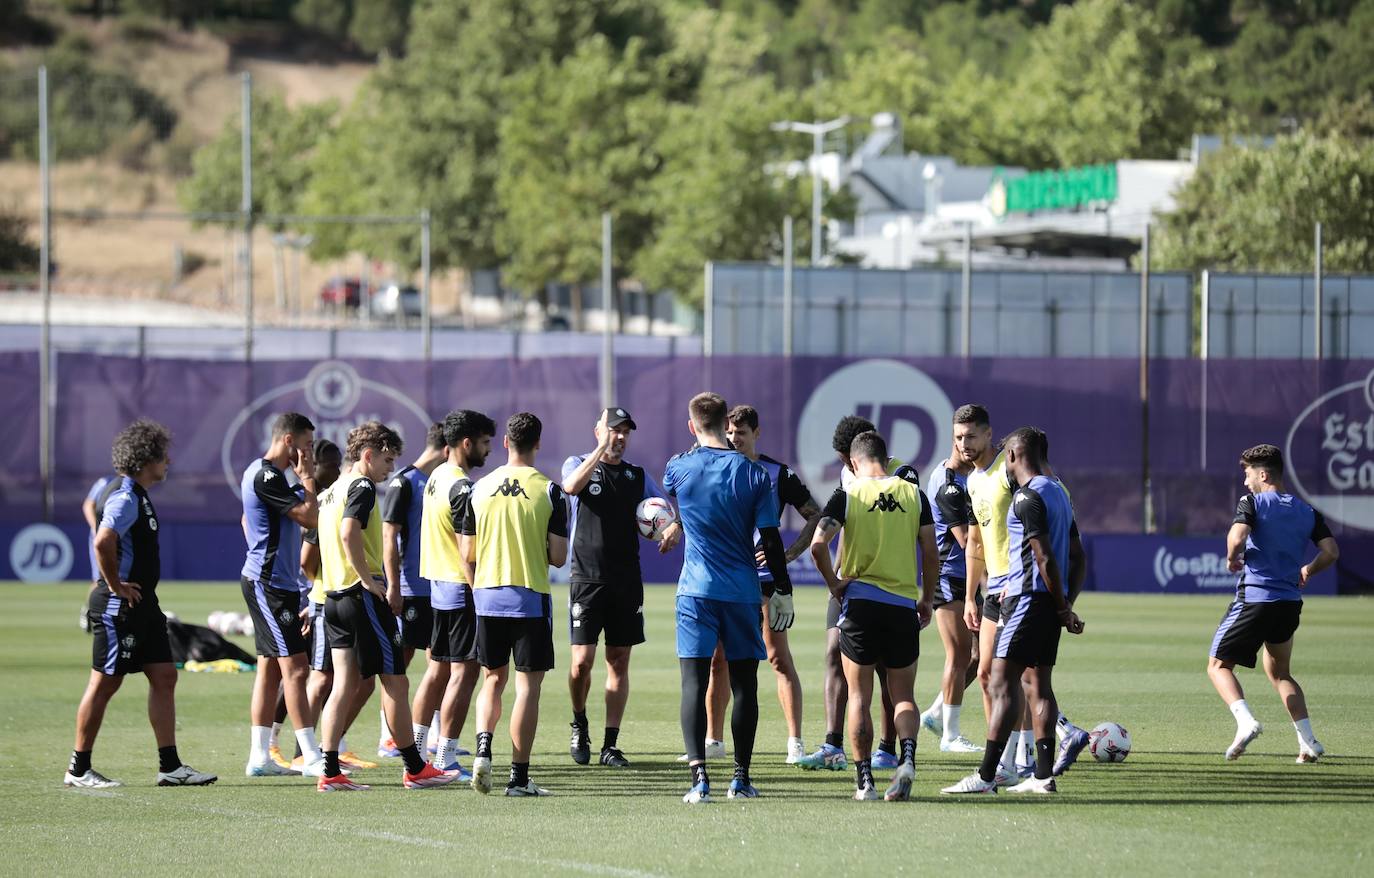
[871,749,899,770]
[1052,727,1090,776]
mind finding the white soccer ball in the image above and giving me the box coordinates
[636,496,676,540]
[1089,722,1132,762]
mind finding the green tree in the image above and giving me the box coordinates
[348,0,412,56]
[1153,132,1374,274]
[179,93,336,230]
[294,0,353,40]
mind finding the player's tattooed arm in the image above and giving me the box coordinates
[784,499,824,562]
[809,516,847,597]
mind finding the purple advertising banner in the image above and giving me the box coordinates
[4,352,1370,588]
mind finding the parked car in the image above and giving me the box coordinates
[319,276,363,308]
[370,283,423,318]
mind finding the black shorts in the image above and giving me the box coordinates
[934,576,967,610]
[432,605,479,663]
[569,580,645,648]
[837,596,920,669]
[478,600,555,672]
[826,595,843,630]
[324,585,408,678]
[1210,600,1302,668]
[89,588,173,676]
[308,601,331,673]
[241,577,309,658]
[982,592,1003,626]
[399,595,433,651]
[994,593,1061,668]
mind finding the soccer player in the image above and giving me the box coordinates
[378,421,448,760]
[296,440,377,772]
[796,415,906,772]
[240,411,326,777]
[722,404,822,763]
[918,408,983,753]
[810,430,938,801]
[943,427,1083,796]
[667,392,794,803]
[65,419,216,789]
[1208,444,1338,762]
[467,413,568,797]
[419,409,496,777]
[313,421,456,791]
[563,407,681,768]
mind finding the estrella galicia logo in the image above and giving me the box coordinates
[8,523,74,582]
[1286,367,1374,532]
[797,360,954,491]
[221,360,431,499]
[1152,547,1234,590]
[495,478,530,499]
[868,493,907,513]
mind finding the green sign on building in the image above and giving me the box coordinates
[987,163,1117,217]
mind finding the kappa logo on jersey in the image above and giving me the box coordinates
[868,492,907,513]
[264,470,277,481]
[495,478,530,499]
[391,478,403,488]
[945,484,962,496]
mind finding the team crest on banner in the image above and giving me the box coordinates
[220,361,431,497]
[1286,367,1374,532]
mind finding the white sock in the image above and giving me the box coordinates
[249,725,271,764]
[295,727,322,763]
[1014,730,1034,770]
[941,704,962,742]
[788,736,804,751]
[999,732,1019,771]
[379,709,389,745]
[431,710,441,732]
[923,692,944,723]
[413,723,430,754]
[1294,717,1316,746]
[270,721,283,749]
[1229,699,1256,729]
[1055,711,1078,741]
[436,737,458,767]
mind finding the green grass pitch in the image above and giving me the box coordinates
[1,584,1371,876]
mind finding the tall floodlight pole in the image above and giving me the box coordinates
[772,117,849,265]
[241,72,254,362]
[601,212,614,407]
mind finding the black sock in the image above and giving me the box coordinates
[603,727,619,751]
[509,761,529,787]
[878,738,896,756]
[69,750,92,777]
[324,750,341,777]
[680,658,711,763]
[690,762,709,787]
[733,761,750,785]
[158,745,181,773]
[476,731,493,759]
[727,658,759,773]
[1035,737,1055,780]
[825,732,843,749]
[900,736,916,766]
[399,743,426,774]
[573,710,588,730]
[979,739,1008,783]
[856,758,874,788]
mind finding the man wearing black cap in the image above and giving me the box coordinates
[562,407,681,767]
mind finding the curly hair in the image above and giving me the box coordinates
[832,415,876,455]
[443,409,497,448]
[111,419,172,476]
[1240,443,1283,478]
[345,420,404,463]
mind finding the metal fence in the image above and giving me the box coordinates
[1203,271,1374,359]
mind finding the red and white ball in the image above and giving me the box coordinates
[1089,722,1132,762]
[636,497,676,540]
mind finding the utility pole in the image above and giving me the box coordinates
[771,117,849,264]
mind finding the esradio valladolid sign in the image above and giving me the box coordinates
[1286,366,1374,533]
[219,361,431,497]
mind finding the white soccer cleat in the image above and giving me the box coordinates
[471,756,492,795]
[993,764,1018,788]
[297,759,348,778]
[1007,775,1057,794]
[785,738,806,764]
[245,759,298,777]
[63,769,121,789]
[939,736,984,753]
[505,778,552,797]
[682,781,711,804]
[1225,721,1263,761]
[883,762,915,802]
[676,739,726,762]
[941,772,998,795]
[794,744,847,771]
[920,711,943,740]
[853,782,879,801]
[1297,739,1325,763]
[156,764,217,786]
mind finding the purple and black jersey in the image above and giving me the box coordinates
[1004,475,1073,597]
[381,465,430,598]
[1234,492,1331,603]
[240,459,306,592]
[752,454,814,583]
[562,455,666,587]
[927,462,972,581]
[99,476,160,594]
